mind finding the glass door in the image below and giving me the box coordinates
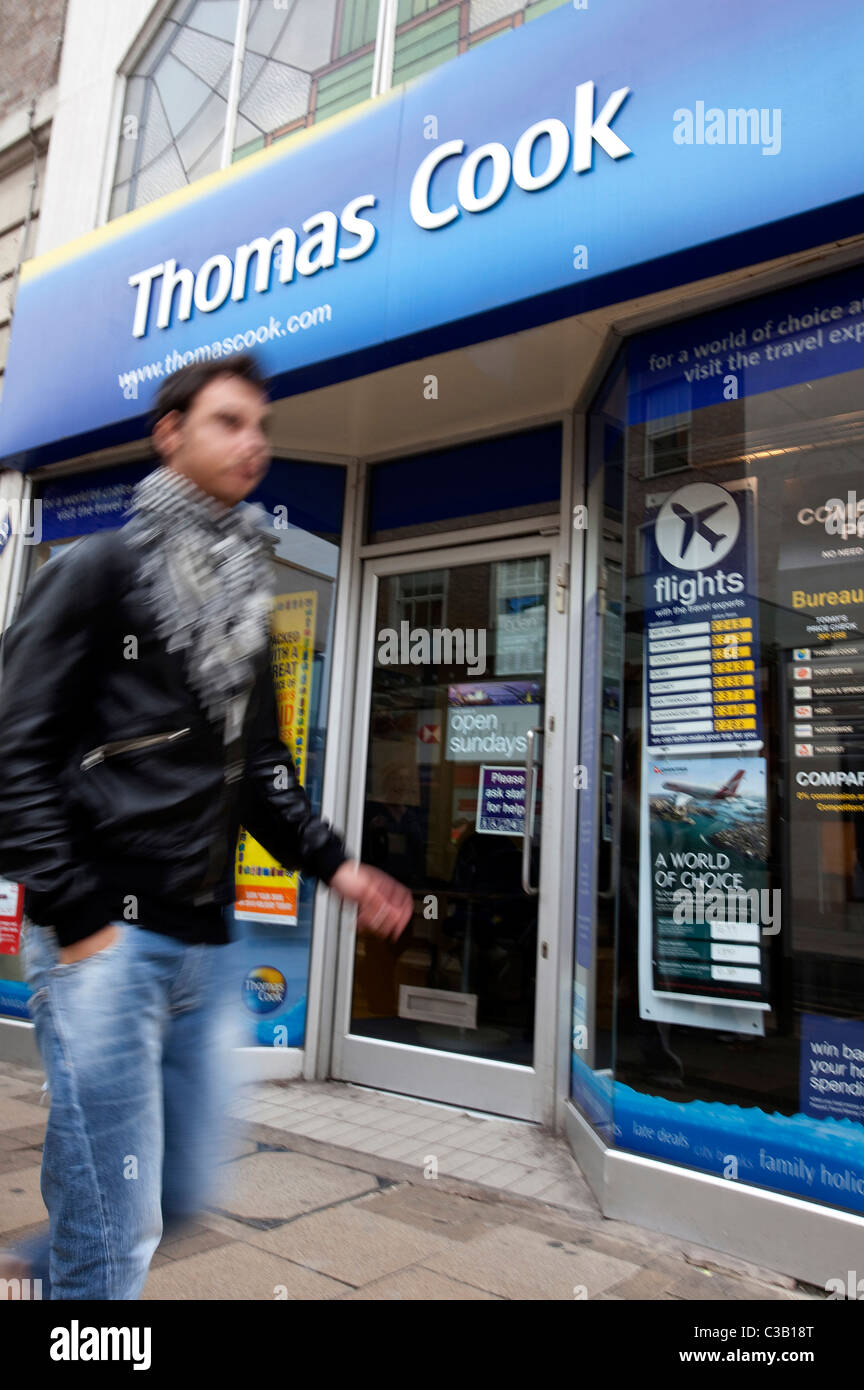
[333,536,562,1120]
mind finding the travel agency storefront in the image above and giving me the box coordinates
[1,0,864,1282]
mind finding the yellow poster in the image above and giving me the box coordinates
[234,591,317,923]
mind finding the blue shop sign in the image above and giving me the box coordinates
[2,0,864,466]
[40,461,153,541]
[629,262,864,426]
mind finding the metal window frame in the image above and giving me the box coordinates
[317,411,571,1123]
[220,0,251,169]
[0,473,35,634]
[329,529,565,1120]
[303,453,364,1080]
[372,0,398,96]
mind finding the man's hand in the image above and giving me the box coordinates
[57,923,120,965]
[328,861,413,940]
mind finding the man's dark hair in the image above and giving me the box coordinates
[151,354,268,428]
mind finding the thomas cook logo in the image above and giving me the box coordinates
[655,482,739,570]
[243,966,287,1014]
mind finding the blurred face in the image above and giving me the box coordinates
[152,373,272,507]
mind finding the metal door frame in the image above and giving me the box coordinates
[330,531,568,1121]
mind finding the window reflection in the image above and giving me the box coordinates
[576,274,864,1213]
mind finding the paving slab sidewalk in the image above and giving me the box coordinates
[0,1062,823,1301]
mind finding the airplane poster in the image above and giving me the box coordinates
[646,753,770,1006]
[642,479,762,752]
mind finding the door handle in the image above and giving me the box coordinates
[598,731,622,901]
[521,726,543,896]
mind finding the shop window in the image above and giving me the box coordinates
[232,0,376,162]
[0,457,346,1054]
[493,556,546,674]
[393,5,461,84]
[397,0,442,18]
[233,0,572,160]
[392,0,572,80]
[110,0,573,206]
[645,419,692,477]
[392,570,448,631]
[573,263,864,1217]
[365,424,562,544]
[110,0,243,219]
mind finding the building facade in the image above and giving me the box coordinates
[1,0,864,1286]
[0,0,67,622]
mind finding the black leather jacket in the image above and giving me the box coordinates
[0,528,349,946]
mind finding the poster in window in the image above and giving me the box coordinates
[639,477,771,1021]
[234,592,317,924]
[646,753,771,1006]
[642,478,761,752]
[777,474,864,954]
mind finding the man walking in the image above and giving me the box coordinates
[0,355,412,1299]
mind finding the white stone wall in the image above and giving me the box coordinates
[0,107,51,398]
[35,0,158,256]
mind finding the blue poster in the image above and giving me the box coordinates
[0,977,30,1021]
[643,479,762,751]
[228,899,313,1048]
[614,1082,864,1214]
[800,1014,864,1126]
[476,765,529,836]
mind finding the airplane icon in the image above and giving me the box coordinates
[656,483,740,571]
[671,501,729,560]
[662,768,745,810]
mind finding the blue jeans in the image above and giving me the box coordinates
[13,915,243,1299]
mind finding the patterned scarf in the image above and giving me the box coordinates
[122,464,275,746]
